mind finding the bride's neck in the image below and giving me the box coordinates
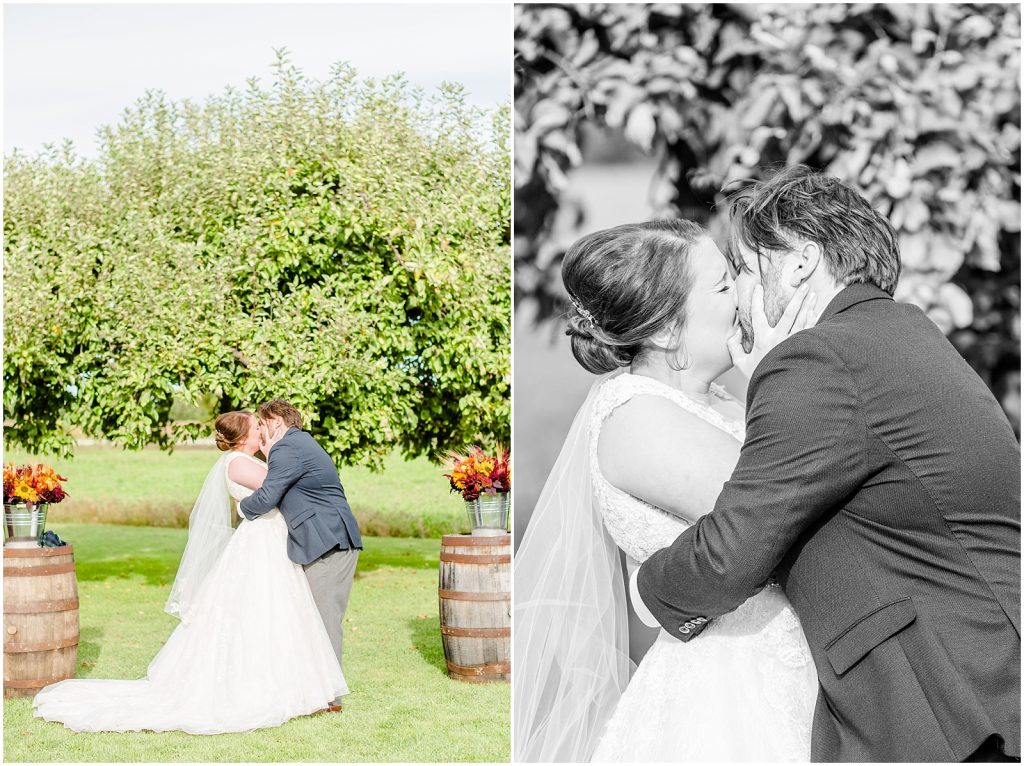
[630,359,717,400]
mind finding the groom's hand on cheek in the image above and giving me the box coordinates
[263,422,286,454]
[258,422,275,455]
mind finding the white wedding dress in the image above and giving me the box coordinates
[33,451,348,734]
[588,373,817,762]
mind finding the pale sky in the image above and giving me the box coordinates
[4,3,511,157]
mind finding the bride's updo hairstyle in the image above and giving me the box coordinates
[214,411,254,452]
[562,219,705,374]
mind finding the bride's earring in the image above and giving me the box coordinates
[669,340,691,371]
[664,322,691,371]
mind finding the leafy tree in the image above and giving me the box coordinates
[515,3,1020,433]
[5,54,511,467]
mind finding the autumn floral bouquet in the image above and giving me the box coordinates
[444,446,511,501]
[444,446,510,535]
[3,463,69,506]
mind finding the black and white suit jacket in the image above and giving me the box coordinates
[637,283,1021,762]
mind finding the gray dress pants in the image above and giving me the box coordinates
[303,547,359,703]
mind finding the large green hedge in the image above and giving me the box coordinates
[515,3,1020,432]
[5,56,511,466]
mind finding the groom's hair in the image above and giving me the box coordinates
[258,399,303,429]
[727,165,901,296]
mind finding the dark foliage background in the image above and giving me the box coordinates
[515,3,1020,435]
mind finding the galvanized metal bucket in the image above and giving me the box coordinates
[465,493,509,536]
[3,503,49,548]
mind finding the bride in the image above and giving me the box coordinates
[33,411,347,734]
[514,219,819,762]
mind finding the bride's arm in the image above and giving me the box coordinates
[227,458,268,491]
[597,394,741,524]
[637,332,867,639]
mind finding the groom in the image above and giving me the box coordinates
[634,166,1020,762]
[240,399,362,712]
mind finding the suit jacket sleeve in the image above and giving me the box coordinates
[637,331,869,641]
[239,440,304,520]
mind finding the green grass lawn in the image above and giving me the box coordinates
[4,446,469,537]
[3,523,509,762]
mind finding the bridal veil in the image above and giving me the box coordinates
[513,373,633,762]
[164,453,236,622]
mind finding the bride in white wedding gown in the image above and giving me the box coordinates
[33,411,347,734]
[514,220,819,762]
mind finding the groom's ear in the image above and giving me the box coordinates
[786,241,822,288]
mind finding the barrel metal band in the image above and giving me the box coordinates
[3,675,75,689]
[4,598,79,614]
[439,553,510,564]
[449,674,506,684]
[438,589,510,602]
[446,660,510,676]
[2,545,73,558]
[440,535,511,547]
[3,562,76,577]
[440,626,509,638]
[4,636,79,653]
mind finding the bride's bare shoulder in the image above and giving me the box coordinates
[597,393,742,523]
[599,394,740,462]
[226,452,268,490]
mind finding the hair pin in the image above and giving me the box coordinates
[569,294,596,327]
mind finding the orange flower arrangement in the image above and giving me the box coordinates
[3,463,69,505]
[443,446,510,502]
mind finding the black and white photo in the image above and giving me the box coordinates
[513,4,1021,762]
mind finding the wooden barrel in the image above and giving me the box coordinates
[438,534,510,682]
[3,545,79,698]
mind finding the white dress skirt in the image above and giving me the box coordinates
[33,453,348,734]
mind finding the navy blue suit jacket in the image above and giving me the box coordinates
[240,427,362,565]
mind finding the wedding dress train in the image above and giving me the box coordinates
[33,452,347,734]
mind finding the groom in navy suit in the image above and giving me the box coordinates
[240,399,362,712]
[634,166,1020,762]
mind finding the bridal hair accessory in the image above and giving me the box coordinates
[569,294,597,327]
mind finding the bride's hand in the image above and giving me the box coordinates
[728,283,817,379]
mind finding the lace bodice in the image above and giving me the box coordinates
[589,373,745,564]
